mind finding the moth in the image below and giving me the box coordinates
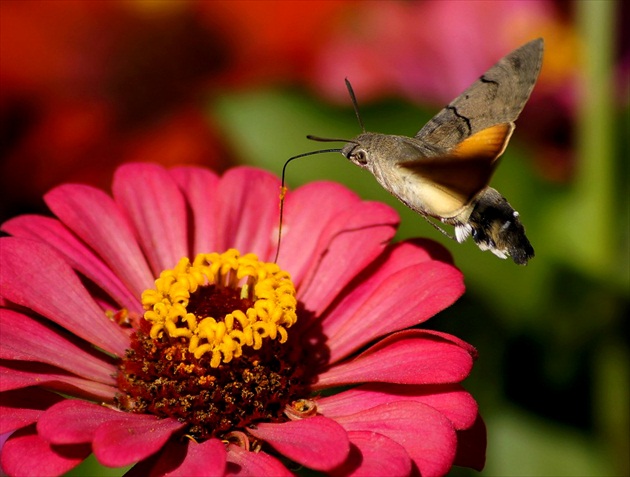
[304,38,543,265]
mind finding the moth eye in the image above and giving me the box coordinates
[352,149,368,165]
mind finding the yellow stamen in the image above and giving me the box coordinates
[141,249,297,367]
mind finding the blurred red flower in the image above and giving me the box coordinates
[0,0,235,222]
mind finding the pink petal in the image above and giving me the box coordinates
[1,215,140,312]
[247,415,350,471]
[400,237,458,264]
[37,399,184,466]
[0,389,63,434]
[314,330,474,389]
[297,201,399,314]
[0,309,117,384]
[1,426,90,477]
[112,163,188,273]
[225,444,293,477]
[331,430,412,477]
[420,329,479,360]
[313,240,431,332]
[215,168,281,261]
[44,183,154,297]
[166,438,227,477]
[310,239,456,341]
[39,400,185,468]
[324,260,464,362]
[316,239,453,334]
[125,438,227,477]
[318,383,478,430]
[0,238,129,357]
[170,166,221,255]
[38,400,131,444]
[0,364,117,401]
[334,401,457,477]
[276,181,361,285]
[93,416,185,467]
[453,413,486,471]
[0,431,9,452]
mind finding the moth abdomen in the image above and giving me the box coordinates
[467,188,534,265]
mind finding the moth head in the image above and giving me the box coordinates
[306,78,370,168]
[341,141,369,167]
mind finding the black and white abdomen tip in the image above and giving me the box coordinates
[466,188,534,265]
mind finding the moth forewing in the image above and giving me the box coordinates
[414,38,544,152]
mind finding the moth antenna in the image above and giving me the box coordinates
[345,78,366,133]
[307,135,355,143]
[273,148,342,264]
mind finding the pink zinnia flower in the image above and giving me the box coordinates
[0,163,485,476]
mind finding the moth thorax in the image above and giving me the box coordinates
[467,188,534,265]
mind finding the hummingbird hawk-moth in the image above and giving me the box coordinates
[337,39,542,264]
[280,38,543,265]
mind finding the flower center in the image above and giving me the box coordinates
[141,249,297,367]
[116,249,309,440]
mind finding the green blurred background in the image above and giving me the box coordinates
[1,1,628,475]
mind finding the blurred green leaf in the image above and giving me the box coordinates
[543,0,624,288]
[484,406,613,476]
[65,454,130,477]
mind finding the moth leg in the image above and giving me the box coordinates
[420,214,455,240]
